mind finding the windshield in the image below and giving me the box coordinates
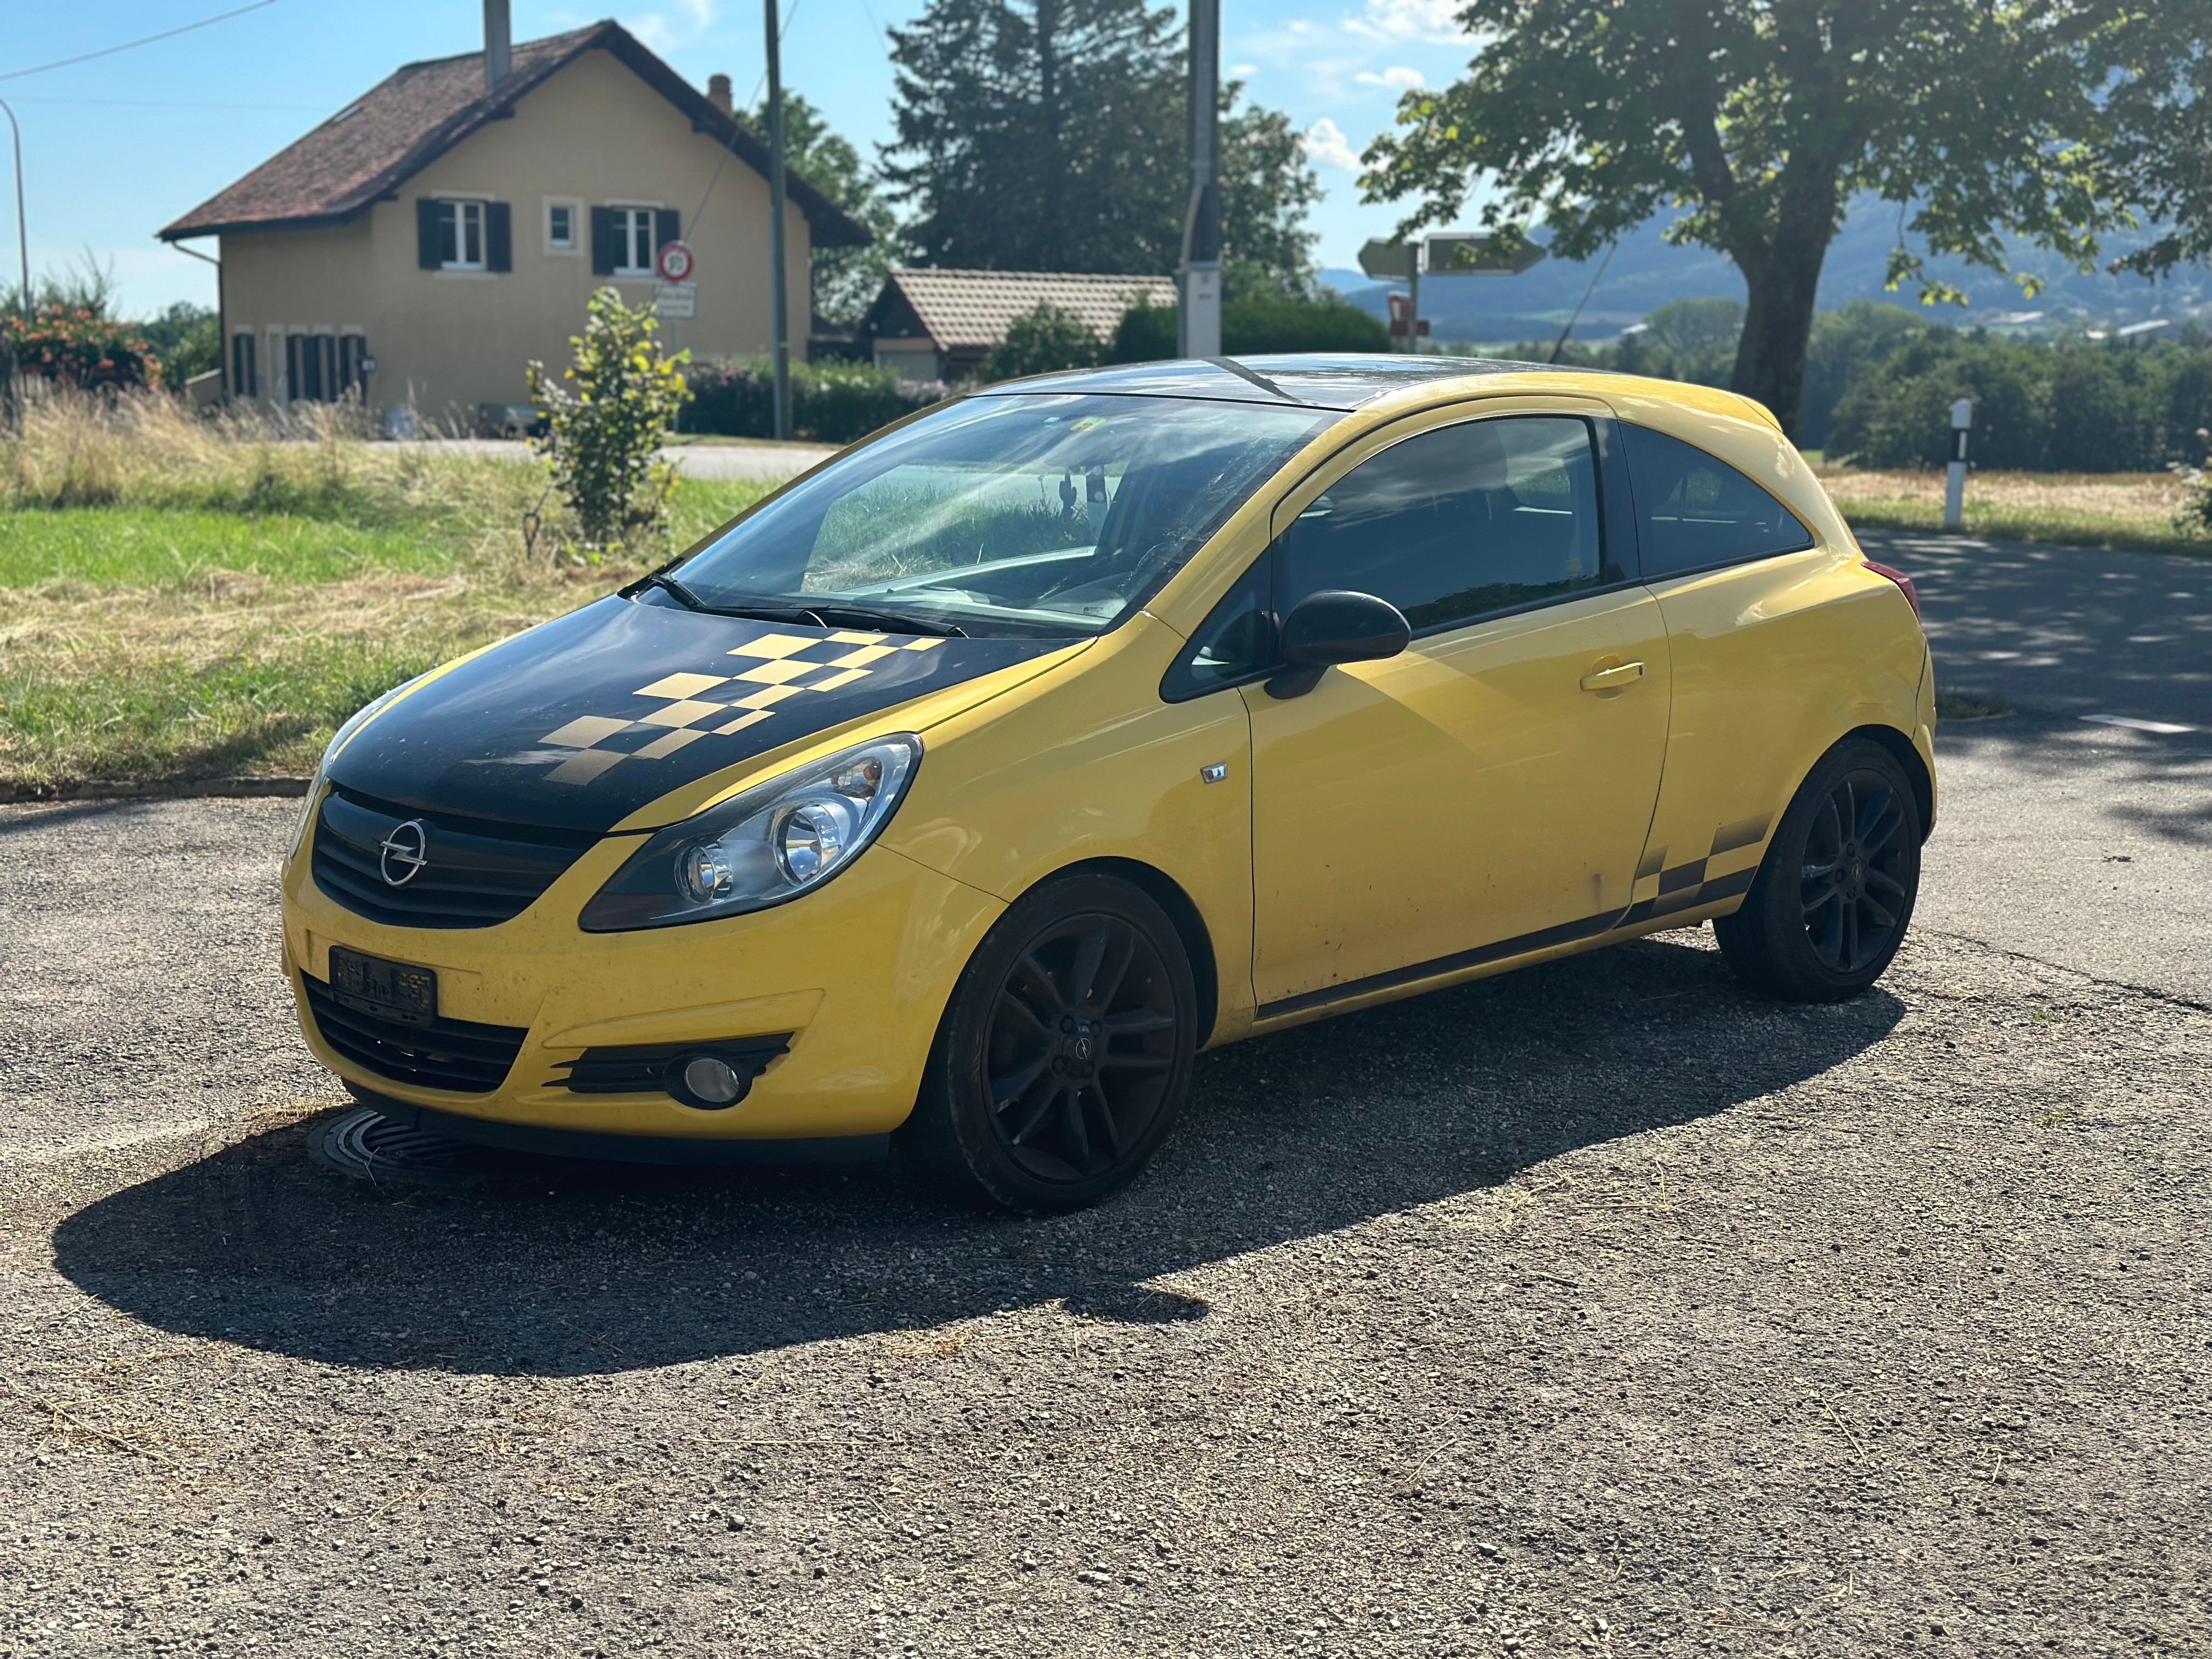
[666,393,1337,636]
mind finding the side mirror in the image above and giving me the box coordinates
[1268,589,1410,698]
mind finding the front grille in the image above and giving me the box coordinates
[311,787,597,929]
[301,973,528,1094]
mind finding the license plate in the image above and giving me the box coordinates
[328,946,438,1028]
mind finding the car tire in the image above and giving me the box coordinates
[1712,737,1924,1002]
[898,872,1199,1214]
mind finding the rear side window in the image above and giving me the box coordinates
[1623,424,1813,578]
[1274,416,1609,634]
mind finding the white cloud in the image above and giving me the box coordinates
[1302,117,1363,172]
[1354,65,1425,89]
[627,0,718,52]
[1230,63,1260,77]
[1344,0,1472,45]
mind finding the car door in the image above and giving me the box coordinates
[1233,403,1672,1015]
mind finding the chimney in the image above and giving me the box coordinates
[707,72,733,116]
[484,0,512,91]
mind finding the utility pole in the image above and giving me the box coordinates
[764,0,792,441]
[1178,0,1221,359]
[0,97,27,428]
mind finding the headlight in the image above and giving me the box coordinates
[286,761,326,864]
[579,734,922,932]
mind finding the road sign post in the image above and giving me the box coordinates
[1945,398,1972,532]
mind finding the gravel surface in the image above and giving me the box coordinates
[4,797,2210,1657]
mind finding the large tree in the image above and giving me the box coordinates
[1358,0,2172,438]
[2102,8,2212,281]
[882,0,1317,286]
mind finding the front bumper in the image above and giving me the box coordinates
[280,810,1003,1142]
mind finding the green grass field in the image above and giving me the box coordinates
[2,398,771,794]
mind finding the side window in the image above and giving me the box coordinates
[1623,424,1814,577]
[1161,553,1275,702]
[1275,416,1607,634]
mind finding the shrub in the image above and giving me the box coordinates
[981,302,1105,381]
[1107,291,1390,362]
[526,288,692,559]
[2,307,161,390]
[140,303,221,387]
[685,357,943,444]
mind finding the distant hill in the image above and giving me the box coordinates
[1324,198,2210,345]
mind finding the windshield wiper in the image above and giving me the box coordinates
[803,602,967,638]
[644,577,966,637]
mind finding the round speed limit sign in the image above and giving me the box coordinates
[656,240,695,283]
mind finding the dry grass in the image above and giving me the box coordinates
[0,388,768,794]
[1816,464,2206,556]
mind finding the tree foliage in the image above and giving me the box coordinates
[981,302,1105,381]
[742,93,899,329]
[526,288,692,559]
[883,0,1317,286]
[1358,0,2185,438]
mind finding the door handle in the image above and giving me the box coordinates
[1579,661,1646,692]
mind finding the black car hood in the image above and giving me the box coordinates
[328,596,1071,832]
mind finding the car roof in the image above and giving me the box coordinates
[979,354,1615,411]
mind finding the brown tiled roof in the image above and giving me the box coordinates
[877,268,1180,349]
[159,21,870,247]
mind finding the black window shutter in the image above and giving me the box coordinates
[486,202,512,272]
[416,199,441,269]
[284,334,301,400]
[656,208,679,255]
[590,207,618,275]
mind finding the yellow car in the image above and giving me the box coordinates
[281,355,1934,1211]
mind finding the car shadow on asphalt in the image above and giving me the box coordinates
[50,933,1903,1377]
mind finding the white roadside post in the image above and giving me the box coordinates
[1944,397,1972,532]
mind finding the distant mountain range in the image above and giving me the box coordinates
[1323,198,2210,345]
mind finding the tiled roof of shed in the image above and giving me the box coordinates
[884,269,1180,350]
[159,21,871,246]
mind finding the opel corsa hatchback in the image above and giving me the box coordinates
[282,356,1935,1211]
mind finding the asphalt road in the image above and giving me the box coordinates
[1858,529,2212,1005]
[399,438,838,482]
[3,532,2210,1657]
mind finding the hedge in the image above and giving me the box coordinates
[685,357,945,444]
[1109,293,1391,362]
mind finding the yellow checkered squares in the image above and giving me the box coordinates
[638,698,726,729]
[530,624,947,787]
[727,634,822,661]
[733,659,822,686]
[634,672,729,699]
[543,715,634,749]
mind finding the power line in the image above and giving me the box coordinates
[0,1,283,85]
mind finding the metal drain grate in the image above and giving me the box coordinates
[313,1105,500,1191]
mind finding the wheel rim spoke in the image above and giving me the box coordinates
[996,992,1051,1040]
[1101,1051,1171,1073]
[1069,922,1113,1011]
[1006,1083,1061,1146]
[1103,1009,1175,1037]
[1086,1081,1123,1158]
[1015,951,1068,1014]
[990,1053,1049,1109]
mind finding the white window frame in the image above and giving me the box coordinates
[543,195,583,256]
[608,204,658,276]
[438,198,489,271]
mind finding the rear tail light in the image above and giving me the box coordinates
[1865,559,1921,619]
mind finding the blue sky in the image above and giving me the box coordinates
[1,0,1484,318]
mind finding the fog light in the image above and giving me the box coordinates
[673,1054,745,1109]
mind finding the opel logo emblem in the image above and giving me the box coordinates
[379,819,429,887]
[1073,1036,1093,1062]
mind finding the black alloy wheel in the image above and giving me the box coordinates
[1799,768,1913,974]
[1714,737,1923,1002]
[900,873,1198,1212]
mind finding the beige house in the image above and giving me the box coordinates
[159,16,869,426]
[862,268,1178,383]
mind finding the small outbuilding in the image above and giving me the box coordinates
[860,268,1177,383]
